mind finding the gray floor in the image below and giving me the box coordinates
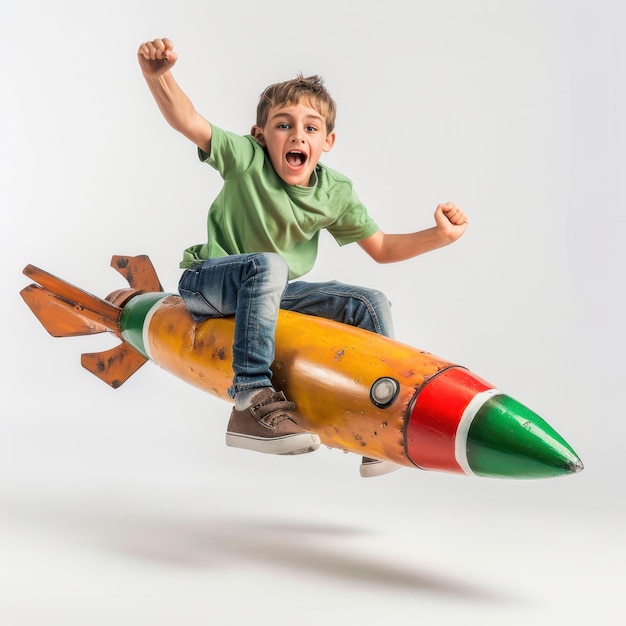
[0,373,620,625]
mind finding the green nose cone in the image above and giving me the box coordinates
[467,394,584,479]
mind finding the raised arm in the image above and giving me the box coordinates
[137,38,212,154]
[358,202,468,263]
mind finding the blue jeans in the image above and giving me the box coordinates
[178,252,394,398]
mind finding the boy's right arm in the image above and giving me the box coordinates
[137,38,212,154]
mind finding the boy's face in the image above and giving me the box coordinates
[251,102,336,187]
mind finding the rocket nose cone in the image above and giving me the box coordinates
[466,393,584,479]
[405,367,583,479]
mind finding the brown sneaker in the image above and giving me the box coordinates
[225,388,320,455]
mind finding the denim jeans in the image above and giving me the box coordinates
[178,252,394,398]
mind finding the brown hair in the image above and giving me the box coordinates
[256,74,337,134]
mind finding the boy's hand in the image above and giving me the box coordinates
[137,38,178,77]
[435,202,468,242]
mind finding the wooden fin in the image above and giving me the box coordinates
[81,343,148,389]
[111,255,163,292]
[20,284,114,337]
[22,264,121,325]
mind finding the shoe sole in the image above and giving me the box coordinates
[225,431,321,455]
[360,460,402,478]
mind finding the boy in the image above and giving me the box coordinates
[138,38,468,477]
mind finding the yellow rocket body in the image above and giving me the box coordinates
[144,295,451,466]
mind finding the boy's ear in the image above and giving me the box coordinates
[251,125,265,146]
[322,131,336,153]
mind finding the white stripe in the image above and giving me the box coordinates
[142,296,169,360]
[455,388,501,475]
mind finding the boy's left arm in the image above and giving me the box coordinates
[358,202,468,263]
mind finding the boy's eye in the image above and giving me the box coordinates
[306,125,318,132]
[277,123,290,129]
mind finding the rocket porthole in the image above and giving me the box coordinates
[370,377,400,408]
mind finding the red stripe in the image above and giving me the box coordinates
[406,367,492,473]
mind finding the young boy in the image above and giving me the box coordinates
[138,38,468,477]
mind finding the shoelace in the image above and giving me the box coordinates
[251,391,297,426]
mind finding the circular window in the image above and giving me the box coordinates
[370,377,400,408]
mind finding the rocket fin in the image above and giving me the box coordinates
[20,283,114,337]
[111,255,163,292]
[81,343,147,389]
[21,261,149,388]
[22,264,121,327]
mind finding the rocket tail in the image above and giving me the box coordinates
[20,255,163,389]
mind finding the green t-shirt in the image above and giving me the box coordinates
[180,125,379,279]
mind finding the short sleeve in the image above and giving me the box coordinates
[327,187,379,246]
[197,125,258,180]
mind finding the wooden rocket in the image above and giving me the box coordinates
[20,255,583,479]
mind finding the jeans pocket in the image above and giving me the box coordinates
[178,267,223,321]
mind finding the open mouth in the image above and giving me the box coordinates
[286,150,307,168]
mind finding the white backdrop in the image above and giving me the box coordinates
[1,1,624,624]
